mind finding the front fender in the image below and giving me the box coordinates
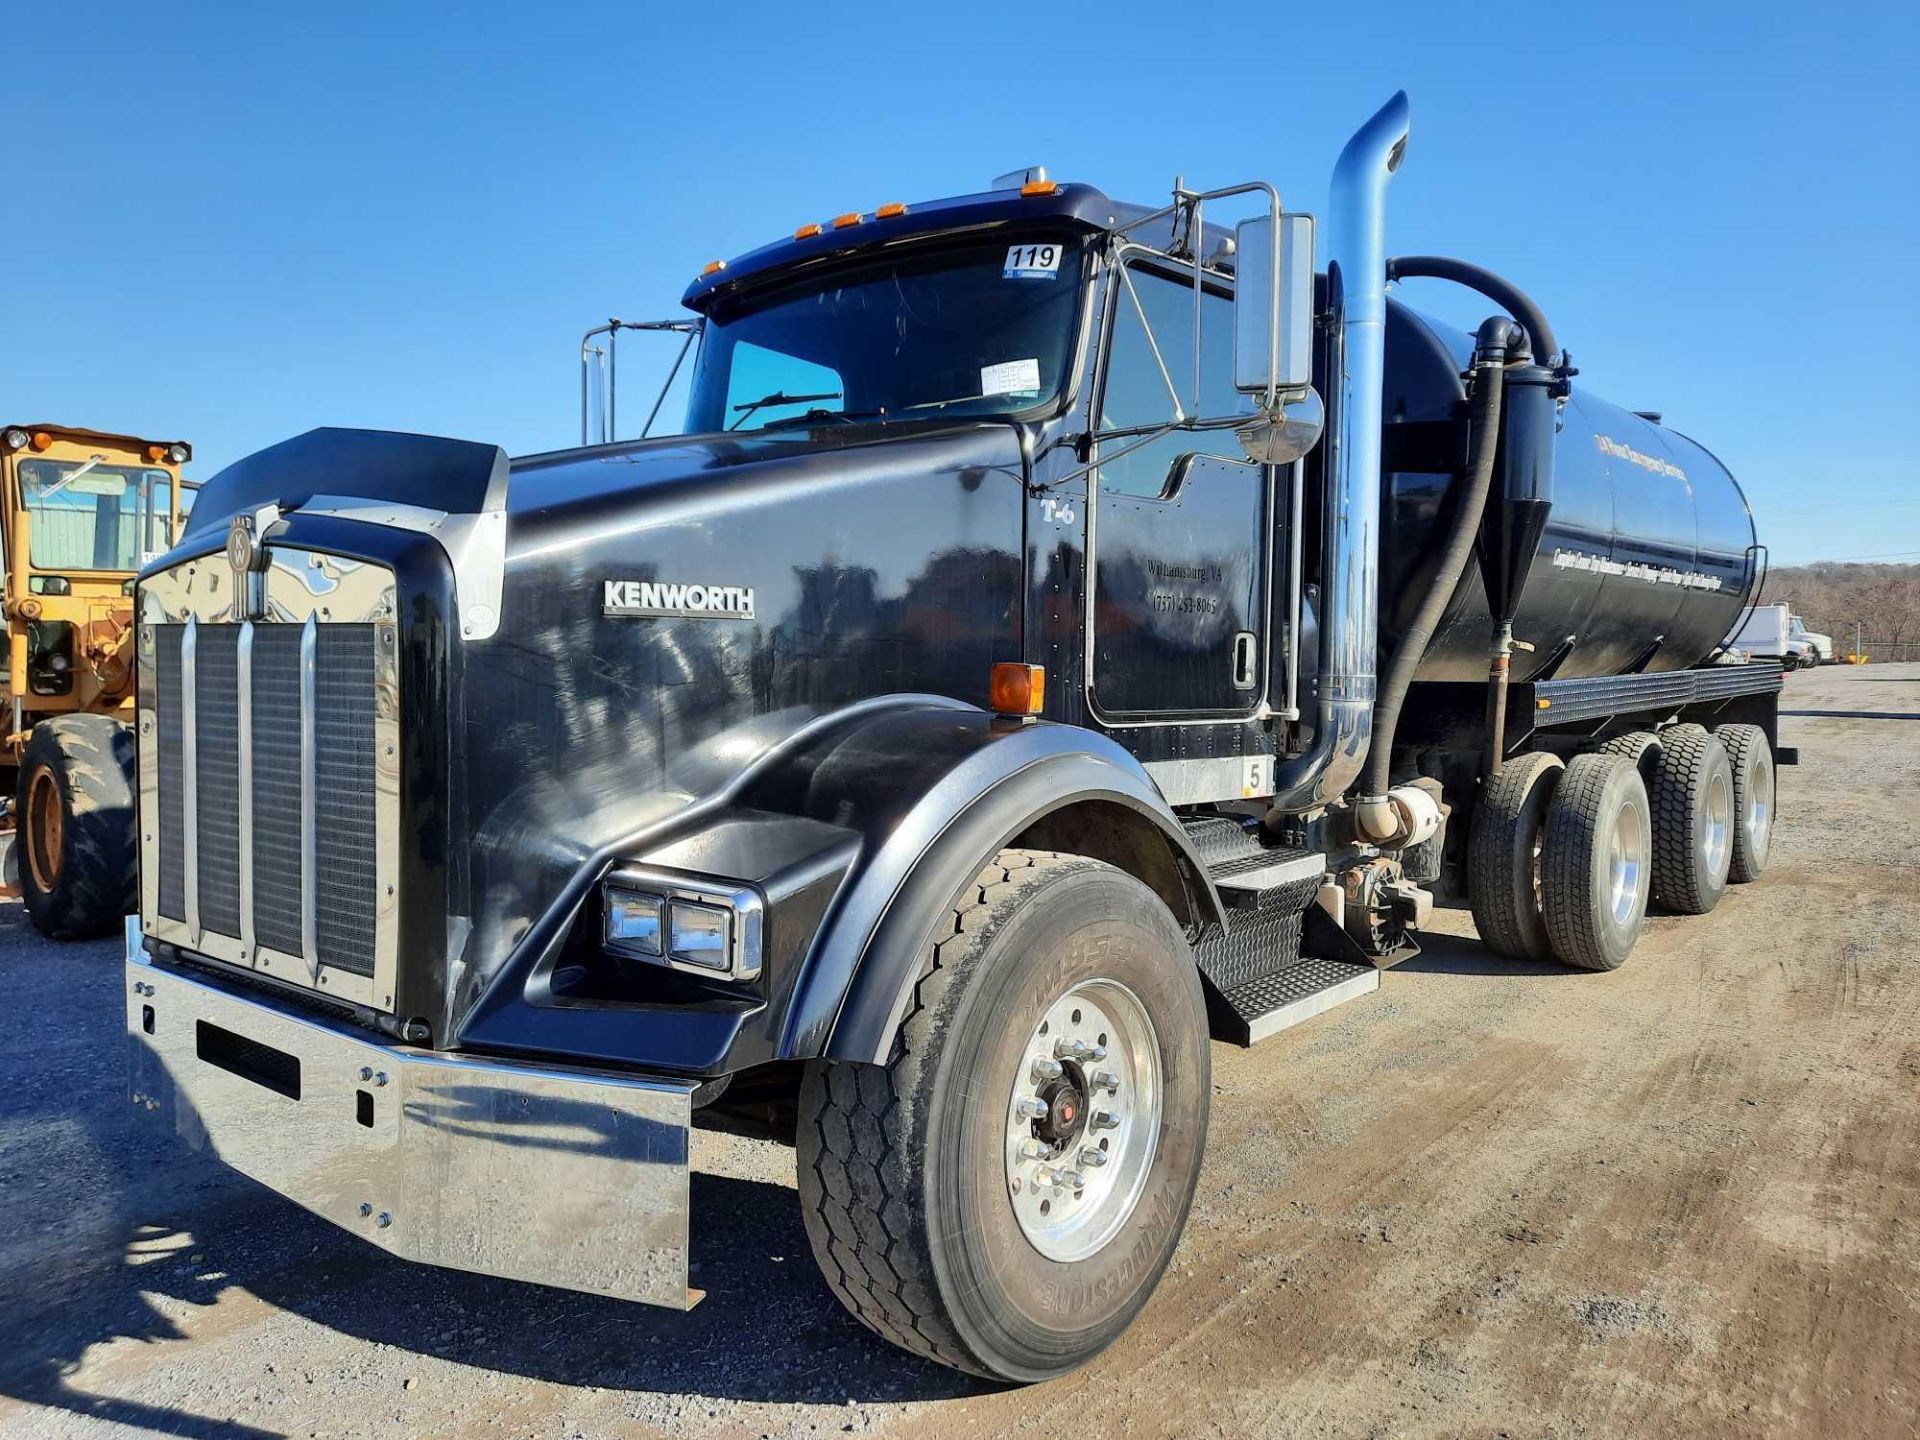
[759,714,1223,1063]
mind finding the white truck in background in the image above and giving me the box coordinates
[1729,602,1818,668]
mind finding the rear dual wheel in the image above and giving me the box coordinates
[1468,752,1652,971]
[796,849,1209,1382]
[1714,723,1775,883]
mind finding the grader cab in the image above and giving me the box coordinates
[1,424,189,936]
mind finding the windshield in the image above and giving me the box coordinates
[685,234,1086,434]
[18,457,174,571]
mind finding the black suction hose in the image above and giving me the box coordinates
[1356,317,1520,835]
[1386,256,1559,365]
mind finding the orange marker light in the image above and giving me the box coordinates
[795,222,824,240]
[29,431,52,452]
[146,443,167,462]
[1020,179,1060,197]
[832,211,861,230]
[990,663,1046,717]
[702,259,727,276]
[875,202,907,219]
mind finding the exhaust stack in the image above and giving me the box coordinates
[1270,91,1411,813]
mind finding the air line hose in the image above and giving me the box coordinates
[1355,315,1521,840]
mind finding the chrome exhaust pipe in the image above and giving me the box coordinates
[1271,91,1411,815]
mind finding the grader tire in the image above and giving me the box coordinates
[16,714,137,940]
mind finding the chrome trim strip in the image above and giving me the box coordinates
[298,613,318,978]
[371,620,401,1010]
[136,624,159,926]
[181,615,200,945]
[237,621,256,966]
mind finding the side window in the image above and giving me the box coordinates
[1098,261,1244,497]
[723,340,844,431]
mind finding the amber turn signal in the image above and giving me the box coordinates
[29,431,53,452]
[990,662,1045,716]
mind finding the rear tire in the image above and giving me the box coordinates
[1540,754,1652,972]
[1467,751,1563,962]
[1648,725,1735,915]
[16,714,138,940]
[795,849,1210,1382]
[1714,723,1775,883]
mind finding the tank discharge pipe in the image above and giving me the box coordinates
[1353,316,1523,845]
[1268,91,1411,816]
[1385,255,1560,366]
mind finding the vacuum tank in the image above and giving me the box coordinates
[1373,299,1758,681]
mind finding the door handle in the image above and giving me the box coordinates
[1232,630,1258,690]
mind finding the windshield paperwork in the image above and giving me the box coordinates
[685,235,1086,435]
[18,457,175,571]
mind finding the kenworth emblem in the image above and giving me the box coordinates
[603,580,756,620]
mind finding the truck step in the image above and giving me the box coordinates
[1209,957,1380,1046]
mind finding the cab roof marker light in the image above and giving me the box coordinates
[1021,179,1061,197]
[875,202,908,218]
[831,212,862,230]
[795,222,824,240]
[701,259,727,277]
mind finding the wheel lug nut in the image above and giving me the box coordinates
[1017,1139,1051,1162]
[1091,1070,1120,1093]
[1078,1147,1109,1168]
[1053,1038,1091,1061]
[1030,1057,1064,1084]
[1091,1108,1120,1130]
[1015,1097,1049,1120]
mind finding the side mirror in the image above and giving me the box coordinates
[1233,213,1322,465]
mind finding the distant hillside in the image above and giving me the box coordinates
[1764,561,1920,658]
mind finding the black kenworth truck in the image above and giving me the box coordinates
[125,94,1787,1381]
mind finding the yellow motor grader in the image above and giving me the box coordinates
[1,424,189,936]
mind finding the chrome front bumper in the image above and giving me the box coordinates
[125,921,698,1308]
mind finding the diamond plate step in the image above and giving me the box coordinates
[1210,957,1379,1047]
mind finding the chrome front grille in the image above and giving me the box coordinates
[139,547,400,1011]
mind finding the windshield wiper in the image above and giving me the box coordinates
[727,389,843,432]
[752,406,897,432]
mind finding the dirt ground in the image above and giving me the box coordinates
[1,662,1914,1440]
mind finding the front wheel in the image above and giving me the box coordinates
[796,849,1210,1382]
[16,714,137,939]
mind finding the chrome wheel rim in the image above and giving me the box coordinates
[1746,753,1774,864]
[1004,978,1161,1263]
[1608,797,1648,927]
[1702,769,1733,877]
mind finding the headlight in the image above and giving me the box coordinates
[167,442,190,464]
[600,870,763,981]
[1,428,27,453]
[603,887,664,958]
[667,901,731,971]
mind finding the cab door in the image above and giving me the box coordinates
[1088,253,1270,720]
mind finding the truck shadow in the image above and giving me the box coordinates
[1393,929,1578,979]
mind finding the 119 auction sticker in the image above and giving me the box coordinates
[1004,242,1062,279]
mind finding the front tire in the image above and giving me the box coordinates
[796,849,1210,1382]
[16,715,137,939]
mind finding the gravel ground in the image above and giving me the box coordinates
[1,662,1915,1440]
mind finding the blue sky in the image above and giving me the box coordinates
[6,2,1915,565]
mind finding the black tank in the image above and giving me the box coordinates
[1374,300,1758,682]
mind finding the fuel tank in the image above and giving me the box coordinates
[1373,300,1758,681]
